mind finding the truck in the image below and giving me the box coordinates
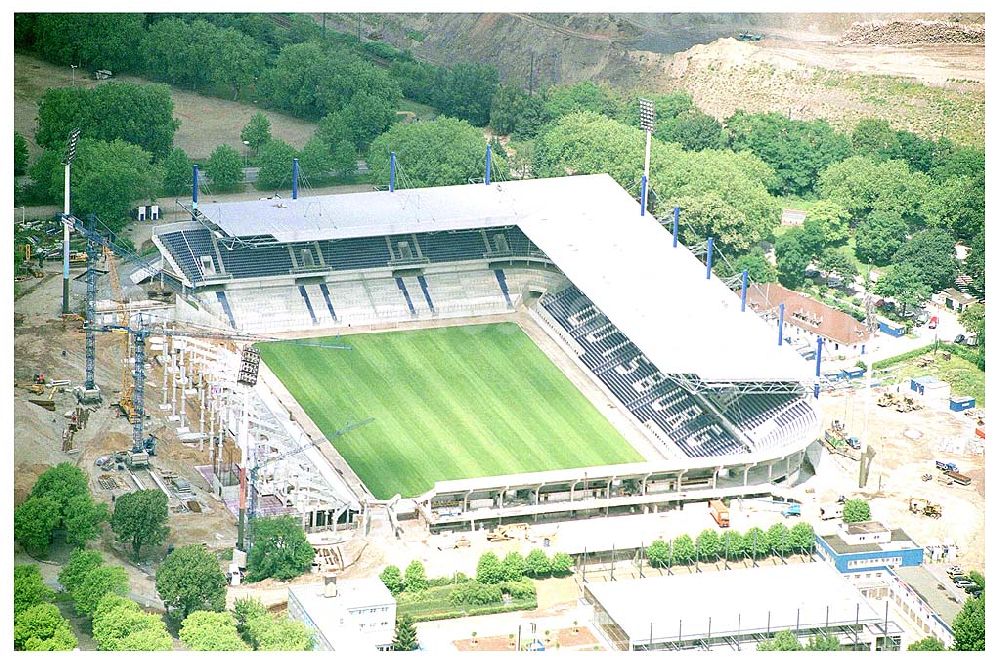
[709,499,730,528]
[935,461,959,473]
[820,504,843,520]
[944,470,972,486]
[781,503,801,518]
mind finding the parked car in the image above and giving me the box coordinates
[954,334,966,344]
[965,585,982,596]
[947,565,964,577]
[954,579,977,588]
[913,310,930,325]
[928,316,939,329]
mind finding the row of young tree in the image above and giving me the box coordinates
[646,521,816,567]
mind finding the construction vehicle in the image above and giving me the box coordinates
[737,31,763,41]
[781,503,801,518]
[944,470,972,486]
[820,504,843,520]
[936,475,954,487]
[709,499,730,527]
[936,461,959,473]
[921,473,933,482]
[487,523,529,542]
[909,498,942,518]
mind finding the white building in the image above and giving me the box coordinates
[287,575,396,651]
[584,562,904,651]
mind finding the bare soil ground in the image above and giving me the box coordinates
[14,53,317,160]
[813,388,985,574]
[633,36,984,144]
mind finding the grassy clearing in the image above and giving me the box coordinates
[396,583,537,623]
[875,347,985,407]
[258,323,642,499]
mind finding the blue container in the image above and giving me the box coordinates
[949,396,976,412]
[878,319,906,337]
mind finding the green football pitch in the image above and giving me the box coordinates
[257,323,643,499]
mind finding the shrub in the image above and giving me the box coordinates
[646,539,671,568]
[501,579,536,600]
[524,549,551,578]
[501,551,526,582]
[379,565,404,595]
[549,552,574,577]
[448,581,503,606]
[842,499,871,524]
[404,560,428,593]
[476,552,504,585]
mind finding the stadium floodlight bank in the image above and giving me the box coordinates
[151,174,822,515]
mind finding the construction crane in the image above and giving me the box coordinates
[92,313,351,455]
[104,245,135,420]
[243,417,373,552]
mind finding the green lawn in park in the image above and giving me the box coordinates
[257,323,642,499]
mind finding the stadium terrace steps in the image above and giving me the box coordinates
[494,269,514,308]
[298,285,319,326]
[216,290,237,328]
[539,285,809,459]
[394,277,418,317]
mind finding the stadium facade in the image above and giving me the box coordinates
[151,174,823,529]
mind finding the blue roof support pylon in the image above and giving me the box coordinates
[672,207,679,247]
[640,175,648,216]
[191,164,199,219]
[740,270,749,312]
[706,237,714,279]
[778,303,785,346]
[814,336,824,398]
[485,143,492,186]
[389,152,396,192]
[292,158,299,200]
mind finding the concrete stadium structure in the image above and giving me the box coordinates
[151,174,823,531]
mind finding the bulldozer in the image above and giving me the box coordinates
[486,523,529,542]
[909,498,942,519]
[877,392,899,408]
[896,396,922,413]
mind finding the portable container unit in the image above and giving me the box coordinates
[949,396,976,412]
[910,375,950,401]
[878,318,906,337]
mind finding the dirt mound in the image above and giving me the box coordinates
[840,20,984,46]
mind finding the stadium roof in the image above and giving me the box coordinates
[585,562,882,643]
[198,174,814,382]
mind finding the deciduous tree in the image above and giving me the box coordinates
[789,522,815,554]
[874,264,931,318]
[893,228,958,293]
[908,637,946,650]
[476,552,504,585]
[744,527,769,560]
[161,147,191,196]
[501,551,527,581]
[952,596,985,651]
[72,564,129,617]
[842,499,871,524]
[14,496,60,557]
[111,489,169,560]
[549,552,574,577]
[155,544,227,620]
[255,139,297,190]
[14,132,29,175]
[57,548,103,597]
[241,112,272,154]
[245,516,314,582]
[379,565,404,595]
[179,610,249,650]
[13,603,77,651]
[247,613,313,651]
[403,560,428,592]
[14,564,54,616]
[206,144,243,191]
[775,229,811,290]
[524,549,551,578]
[695,530,722,562]
[854,211,909,266]
[757,630,802,651]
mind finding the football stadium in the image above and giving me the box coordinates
[152,172,821,530]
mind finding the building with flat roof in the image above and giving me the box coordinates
[815,521,924,573]
[287,575,396,651]
[583,562,903,651]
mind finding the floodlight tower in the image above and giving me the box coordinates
[61,128,81,315]
[638,99,655,216]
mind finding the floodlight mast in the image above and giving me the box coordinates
[61,128,81,315]
[638,99,655,217]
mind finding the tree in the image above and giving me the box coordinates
[647,540,670,568]
[803,200,851,247]
[501,551,527,581]
[207,27,267,99]
[726,111,851,195]
[542,81,623,121]
[316,112,358,179]
[964,232,985,297]
[28,462,89,521]
[789,522,815,555]
[180,610,249,650]
[72,564,129,617]
[368,118,503,188]
[340,89,399,151]
[959,304,985,348]
[13,603,77,651]
[241,112,272,154]
[206,144,243,191]
[33,13,144,72]
[35,83,178,159]
[92,595,173,651]
[908,637,946,650]
[433,62,499,126]
[117,626,174,651]
[733,250,778,284]
[489,84,549,138]
[403,560,428,592]
[719,530,745,561]
[14,496,60,556]
[379,565,404,595]
[524,549,551,578]
[255,139,297,190]
[817,156,929,223]
[671,534,696,566]
[922,175,984,243]
[695,529,722,562]
[657,110,725,151]
[549,552,574,577]
[476,552,504,585]
[851,119,901,162]
[952,596,985,651]
[58,548,104,597]
[818,248,859,285]
[855,211,909,266]
[245,516,314,582]
[805,634,842,650]
[874,264,931,318]
[672,192,759,256]
[774,230,811,290]
[744,527,769,560]
[233,597,269,644]
[156,544,227,620]
[842,499,871,524]
[112,489,169,560]
[297,137,334,180]
[14,131,29,175]
[14,564,54,616]
[161,147,191,196]
[63,494,110,547]
[391,613,418,651]
[893,229,958,293]
[757,630,802,651]
[767,523,792,556]
[247,614,313,650]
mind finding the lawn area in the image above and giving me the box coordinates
[875,347,985,407]
[257,323,643,499]
[395,582,537,623]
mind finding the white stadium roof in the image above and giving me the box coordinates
[197,174,814,382]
